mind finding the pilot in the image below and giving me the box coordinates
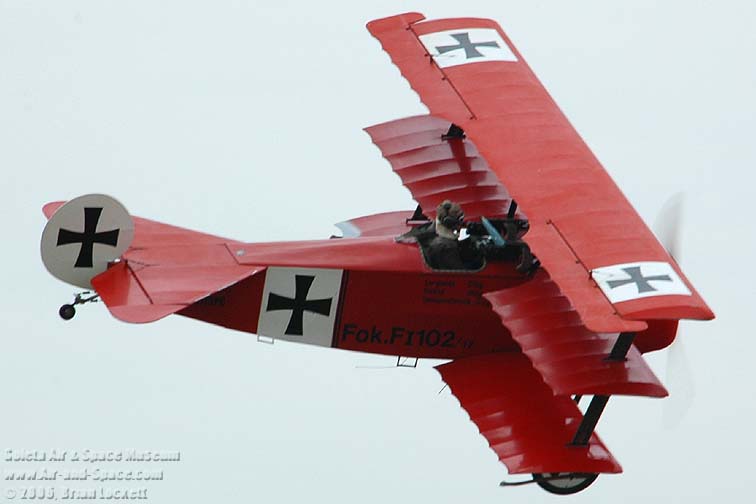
[425,200,468,270]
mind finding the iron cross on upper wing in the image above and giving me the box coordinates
[606,266,672,293]
[434,33,500,58]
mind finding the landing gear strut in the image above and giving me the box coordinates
[58,291,100,321]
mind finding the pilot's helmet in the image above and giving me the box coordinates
[436,200,465,230]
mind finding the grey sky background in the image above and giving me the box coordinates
[1,0,754,502]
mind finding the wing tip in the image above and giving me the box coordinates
[366,12,425,34]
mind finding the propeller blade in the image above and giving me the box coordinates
[653,193,684,261]
[663,334,695,429]
[653,193,695,428]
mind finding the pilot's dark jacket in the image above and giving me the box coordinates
[396,221,484,271]
[425,235,466,270]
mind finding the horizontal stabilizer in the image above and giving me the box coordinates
[93,259,264,323]
[92,262,184,323]
[44,200,236,247]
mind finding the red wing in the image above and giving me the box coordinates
[436,353,621,475]
[484,270,667,398]
[365,115,515,221]
[366,13,713,330]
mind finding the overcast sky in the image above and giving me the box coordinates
[2,1,755,502]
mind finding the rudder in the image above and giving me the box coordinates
[41,194,134,289]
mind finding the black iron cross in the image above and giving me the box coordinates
[266,275,333,336]
[56,207,120,268]
[435,33,500,59]
[606,266,672,293]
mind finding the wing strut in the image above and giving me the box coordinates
[570,332,636,446]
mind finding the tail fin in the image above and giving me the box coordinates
[41,194,134,289]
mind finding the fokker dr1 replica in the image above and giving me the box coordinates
[41,13,713,495]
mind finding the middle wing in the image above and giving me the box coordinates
[365,115,516,221]
[483,269,667,398]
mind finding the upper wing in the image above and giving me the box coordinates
[366,13,714,332]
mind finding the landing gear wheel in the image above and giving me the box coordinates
[59,304,76,321]
[532,473,598,495]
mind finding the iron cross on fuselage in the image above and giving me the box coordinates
[607,266,673,293]
[265,275,333,336]
[56,207,120,268]
[435,33,500,58]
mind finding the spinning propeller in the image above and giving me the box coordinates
[654,194,695,428]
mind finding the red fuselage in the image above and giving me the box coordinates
[178,236,527,359]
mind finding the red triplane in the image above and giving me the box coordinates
[41,12,713,495]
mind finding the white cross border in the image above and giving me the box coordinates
[418,28,517,68]
[591,261,692,304]
[257,267,343,347]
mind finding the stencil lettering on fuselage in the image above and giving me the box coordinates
[257,267,343,346]
[591,261,691,303]
[418,28,517,68]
